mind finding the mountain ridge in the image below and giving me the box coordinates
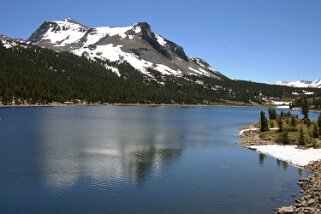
[27,18,224,79]
[1,32,321,106]
[277,79,321,88]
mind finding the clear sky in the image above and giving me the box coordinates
[1,0,321,83]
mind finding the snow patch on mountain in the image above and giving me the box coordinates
[1,40,17,49]
[155,34,167,46]
[40,20,87,46]
[28,19,224,80]
[277,79,321,88]
[189,57,221,75]
[73,43,182,76]
[73,44,152,76]
[85,26,132,45]
[104,65,120,76]
[311,79,321,88]
[0,39,29,49]
[155,64,182,76]
[188,67,207,76]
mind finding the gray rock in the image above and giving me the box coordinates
[308,199,315,205]
[278,205,294,214]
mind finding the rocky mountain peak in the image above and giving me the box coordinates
[26,19,224,80]
[62,18,89,28]
[133,22,151,32]
[28,19,89,44]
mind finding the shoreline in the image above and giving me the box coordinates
[238,125,321,213]
[1,103,320,114]
[0,102,263,109]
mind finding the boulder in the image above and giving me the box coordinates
[278,205,294,214]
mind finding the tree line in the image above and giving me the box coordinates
[1,42,320,105]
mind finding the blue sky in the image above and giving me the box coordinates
[1,0,321,83]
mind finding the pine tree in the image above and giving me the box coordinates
[301,96,310,121]
[268,107,277,120]
[282,131,289,145]
[290,115,296,127]
[280,111,284,119]
[260,111,269,132]
[278,117,283,132]
[306,118,311,129]
[318,113,321,135]
[286,117,289,125]
[312,124,318,138]
[299,127,305,146]
[270,121,274,128]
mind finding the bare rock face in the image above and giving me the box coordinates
[27,18,225,79]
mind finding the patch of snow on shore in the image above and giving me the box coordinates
[276,105,290,109]
[239,128,259,135]
[247,145,321,167]
[271,101,291,105]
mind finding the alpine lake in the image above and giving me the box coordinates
[1,106,318,214]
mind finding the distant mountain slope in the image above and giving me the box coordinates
[0,34,8,40]
[277,80,321,88]
[2,38,318,105]
[0,39,233,104]
[28,18,224,79]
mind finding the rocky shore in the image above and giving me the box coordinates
[292,161,321,213]
[238,127,321,214]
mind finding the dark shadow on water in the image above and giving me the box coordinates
[130,147,182,184]
[297,168,303,177]
[276,159,289,171]
[259,155,291,172]
[259,153,266,166]
[282,161,288,171]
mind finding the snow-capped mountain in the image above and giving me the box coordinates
[0,34,28,49]
[28,18,224,79]
[0,34,8,41]
[276,79,321,88]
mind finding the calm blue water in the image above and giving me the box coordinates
[0,106,315,214]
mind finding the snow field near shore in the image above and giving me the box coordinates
[248,145,321,167]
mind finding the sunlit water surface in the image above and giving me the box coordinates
[1,106,317,214]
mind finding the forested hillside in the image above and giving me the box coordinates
[1,42,320,105]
